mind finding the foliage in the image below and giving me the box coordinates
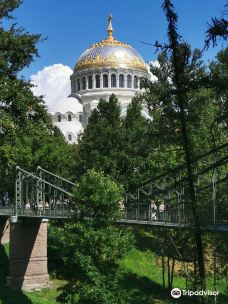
[48,170,134,304]
[119,229,228,304]
[0,0,75,197]
[141,51,221,157]
[0,0,46,125]
[75,94,154,189]
[137,1,227,298]
[75,94,124,180]
[122,97,153,188]
[205,3,228,48]
[139,0,227,295]
[209,48,228,129]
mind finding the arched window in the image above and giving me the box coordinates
[134,76,138,89]
[103,74,108,88]
[79,114,83,122]
[57,115,61,122]
[88,75,93,89]
[127,75,132,88]
[82,77,86,90]
[77,79,80,91]
[111,74,116,88]
[119,74,124,88]
[95,75,100,88]
[67,133,72,142]
[68,114,72,122]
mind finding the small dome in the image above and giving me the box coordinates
[49,97,82,115]
[74,15,147,73]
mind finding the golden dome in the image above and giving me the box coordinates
[74,15,147,72]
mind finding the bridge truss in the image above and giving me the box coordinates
[0,144,227,231]
[121,143,228,230]
[1,166,76,218]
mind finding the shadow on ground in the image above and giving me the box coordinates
[0,244,32,304]
[132,227,173,254]
[120,271,200,304]
[131,228,228,304]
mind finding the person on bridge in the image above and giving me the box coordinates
[37,201,44,215]
[2,192,9,206]
[119,199,125,212]
[150,200,157,221]
[25,202,31,211]
[158,201,165,221]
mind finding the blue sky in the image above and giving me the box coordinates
[12,0,226,79]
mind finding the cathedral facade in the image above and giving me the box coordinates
[50,15,149,143]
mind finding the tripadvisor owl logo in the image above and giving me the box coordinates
[171,288,182,298]
[171,288,219,298]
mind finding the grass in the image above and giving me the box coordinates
[119,241,193,304]
[119,247,228,304]
[0,229,227,304]
[119,229,228,304]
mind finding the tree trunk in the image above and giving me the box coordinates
[194,254,197,291]
[159,2,208,301]
[213,241,217,293]
[162,3,207,299]
[161,231,166,288]
[178,96,206,295]
[162,252,165,287]
[170,257,175,289]
[167,256,171,290]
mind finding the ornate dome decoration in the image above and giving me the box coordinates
[69,15,150,127]
[50,15,150,144]
[74,15,147,72]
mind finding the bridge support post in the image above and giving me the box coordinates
[0,218,10,244]
[7,217,49,291]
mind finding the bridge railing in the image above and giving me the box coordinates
[14,166,76,218]
[123,205,192,224]
[216,210,228,225]
[124,143,228,227]
[0,146,227,227]
[0,206,15,216]
[17,203,75,218]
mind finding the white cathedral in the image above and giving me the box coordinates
[50,15,150,143]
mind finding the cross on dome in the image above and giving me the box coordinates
[74,14,148,72]
[107,14,114,40]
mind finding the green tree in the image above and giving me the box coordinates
[0,0,75,196]
[138,0,226,296]
[76,94,154,189]
[49,170,134,304]
[122,97,152,188]
[205,2,228,48]
[76,94,125,181]
[209,48,228,129]
[135,3,228,299]
[0,0,47,124]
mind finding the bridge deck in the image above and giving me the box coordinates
[0,210,227,232]
[117,219,228,232]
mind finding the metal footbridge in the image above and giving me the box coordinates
[0,143,227,232]
[120,143,228,231]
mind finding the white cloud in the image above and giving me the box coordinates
[30,64,82,112]
[148,60,160,68]
[146,60,159,82]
